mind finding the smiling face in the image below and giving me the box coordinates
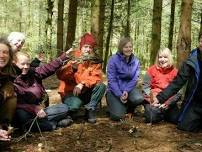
[81,44,93,56]
[122,42,133,58]
[15,52,31,75]
[158,54,169,68]
[156,48,173,69]
[0,43,10,70]
[10,38,24,52]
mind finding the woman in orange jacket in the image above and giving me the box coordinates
[57,33,106,123]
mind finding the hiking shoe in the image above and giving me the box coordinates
[57,116,73,127]
[87,110,96,124]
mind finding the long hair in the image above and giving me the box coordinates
[0,37,13,67]
[117,37,133,53]
[155,48,174,67]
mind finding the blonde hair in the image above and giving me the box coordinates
[14,51,30,62]
[155,48,174,67]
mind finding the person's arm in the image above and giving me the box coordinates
[107,57,122,97]
[156,62,192,103]
[35,49,73,79]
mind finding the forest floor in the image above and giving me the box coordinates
[1,74,202,152]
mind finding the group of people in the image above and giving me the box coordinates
[0,32,202,142]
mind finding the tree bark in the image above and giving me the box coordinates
[168,0,176,51]
[150,0,163,65]
[57,0,64,55]
[200,10,202,34]
[103,0,115,73]
[65,0,78,50]
[176,0,193,67]
[91,0,105,58]
[125,0,131,37]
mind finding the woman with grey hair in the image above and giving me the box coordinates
[7,32,25,52]
[106,37,144,121]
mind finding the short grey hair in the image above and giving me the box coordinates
[7,32,25,42]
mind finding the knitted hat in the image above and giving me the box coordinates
[79,33,96,50]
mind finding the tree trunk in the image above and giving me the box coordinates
[91,0,105,58]
[125,0,131,37]
[168,0,176,51]
[65,0,78,50]
[200,10,202,34]
[176,0,193,67]
[150,0,163,65]
[45,0,54,51]
[57,0,64,55]
[103,0,115,73]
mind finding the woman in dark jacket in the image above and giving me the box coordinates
[106,37,144,121]
[14,50,73,132]
[0,37,16,141]
[154,33,202,132]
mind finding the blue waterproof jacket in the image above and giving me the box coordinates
[107,52,140,97]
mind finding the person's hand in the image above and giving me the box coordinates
[159,103,169,110]
[73,83,84,96]
[37,109,47,118]
[0,129,11,141]
[2,82,15,99]
[65,48,74,56]
[151,95,161,107]
[120,91,128,103]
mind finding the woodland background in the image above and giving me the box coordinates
[0,0,201,71]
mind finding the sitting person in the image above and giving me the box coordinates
[0,37,17,141]
[106,37,144,121]
[56,33,106,123]
[154,33,202,132]
[13,50,73,132]
[7,32,25,53]
[142,48,181,123]
[30,50,46,67]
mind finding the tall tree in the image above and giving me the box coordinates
[103,0,115,73]
[168,0,176,50]
[45,0,54,50]
[200,10,202,34]
[65,0,78,50]
[57,0,64,55]
[150,0,163,65]
[91,0,105,58]
[176,0,193,67]
[125,0,131,37]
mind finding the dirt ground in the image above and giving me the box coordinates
[2,75,202,152]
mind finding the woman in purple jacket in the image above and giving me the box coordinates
[106,37,144,121]
[13,50,73,132]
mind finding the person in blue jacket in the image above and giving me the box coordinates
[106,37,144,121]
[154,33,202,132]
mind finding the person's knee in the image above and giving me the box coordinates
[64,98,82,111]
[110,113,123,121]
[177,122,200,132]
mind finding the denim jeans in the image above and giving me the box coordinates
[106,87,144,121]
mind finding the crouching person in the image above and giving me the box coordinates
[142,48,181,124]
[57,33,106,123]
[13,50,73,132]
[0,38,17,141]
[106,37,144,121]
